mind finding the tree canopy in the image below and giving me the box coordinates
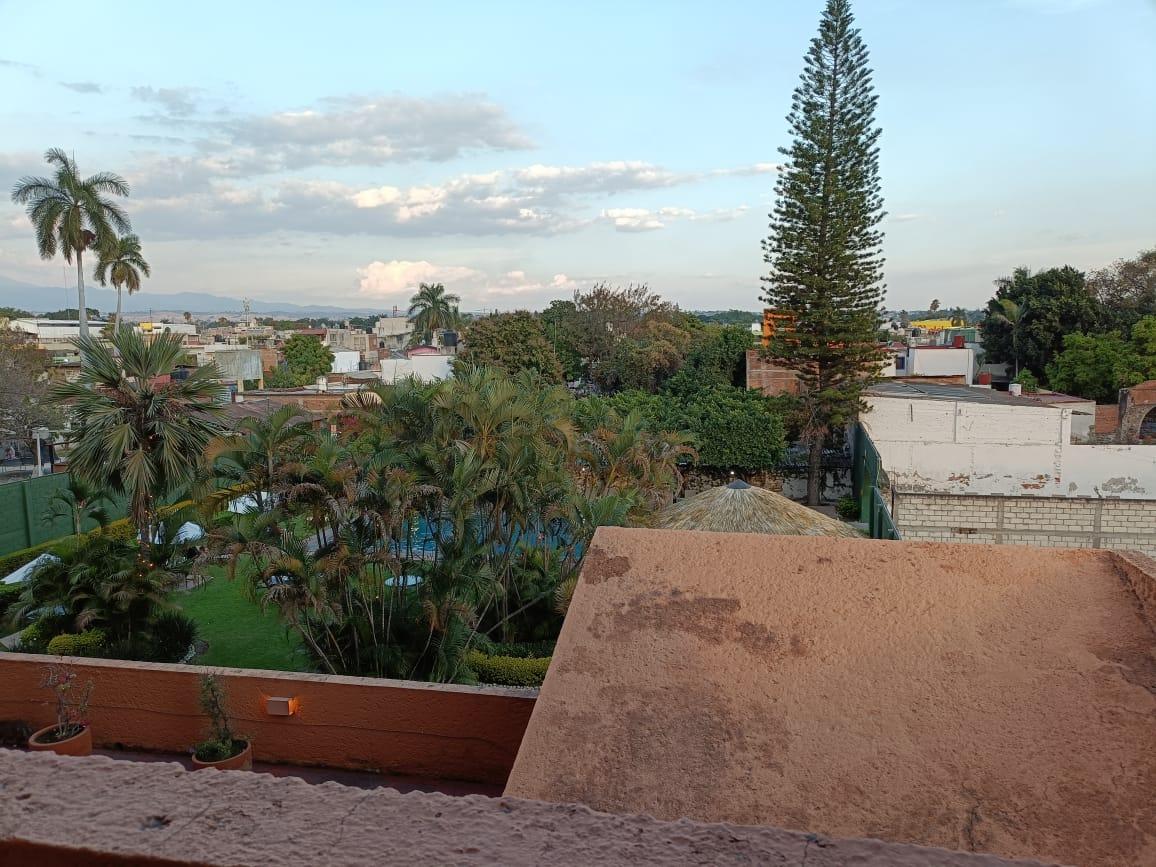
[456,311,564,382]
[1046,316,1156,403]
[269,334,334,387]
[980,266,1103,380]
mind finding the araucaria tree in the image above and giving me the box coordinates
[761,0,886,505]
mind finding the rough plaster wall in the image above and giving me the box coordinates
[507,528,1156,867]
[892,494,1156,556]
[863,397,1156,497]
[0,752,1054,867]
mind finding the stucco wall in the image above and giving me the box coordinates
[508,527,1156,867]
[892,492,1156,556]
[0,752,1052,867]
[0,655,533,785]
[863,395,1156,497]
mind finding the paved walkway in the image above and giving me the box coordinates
[92,748,502,797]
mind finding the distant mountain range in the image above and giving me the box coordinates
[0,274,381,316]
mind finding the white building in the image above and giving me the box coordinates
[373,317,413,350]
[330,350,361,374]
[884,344,978,384]
[379,354,454,384]
[859,381,1156,554]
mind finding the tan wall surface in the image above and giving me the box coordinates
[0,656,533,785]
[0,751,1057,867]
[507,528,1156,867]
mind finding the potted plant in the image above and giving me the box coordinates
[191,674,252,771]
[28,665,95,757]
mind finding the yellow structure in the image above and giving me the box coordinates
[909,318,955,331]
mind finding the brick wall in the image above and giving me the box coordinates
[745,350,802,396]
[892,492,1156,555]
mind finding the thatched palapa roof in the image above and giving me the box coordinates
[657,480,861,538]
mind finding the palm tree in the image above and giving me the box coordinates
[991,298,1025,377]
[202,405,311,513]
[406,283,461,346]
[10,149,131,339]
[43,476,112,537]
[949,307,968,327]
[95,233,150,332]
[51,328,226,558]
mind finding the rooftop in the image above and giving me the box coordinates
[866,380,1049,407]
[507,528,1156,867]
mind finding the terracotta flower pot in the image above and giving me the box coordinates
[28,724,92,757]
[191,739,252,771]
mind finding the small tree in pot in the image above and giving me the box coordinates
[191,674,252,771]
[28,665,95,756]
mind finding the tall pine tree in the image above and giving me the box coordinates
[761,0,885,506]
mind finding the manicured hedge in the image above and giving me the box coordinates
[46,629,107,657]
[0,499,195,578]
[0,582,23,621]
[465,650,551,687]
[486,640,556,659]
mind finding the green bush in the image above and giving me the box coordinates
[836,496,859,520]
[146,611,200,663]
[46,629,107,658]
[466,650,551,687]
[0,540,60,578]
[0,582,23,622]
[484,640,555,659]
[18,617,67,653]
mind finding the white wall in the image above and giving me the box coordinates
[907,347,976,384]
[862,395,1156,498]
[331,350,361,374]
[379,354,454,384]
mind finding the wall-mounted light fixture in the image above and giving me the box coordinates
[265,696,299,717]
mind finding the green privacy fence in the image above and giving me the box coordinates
[0,474,127,557]
[852,424,901,541]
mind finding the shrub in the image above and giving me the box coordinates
[46,629,107,658]
[465,650,551,687]
[0,582,23,622]
[483,640,555,659]
[19,617,69,653]
[146,611,200,663]
[836,496,859,520]
[0,540,59,578]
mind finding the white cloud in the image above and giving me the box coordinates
[600,204,750,232]
[357,260,481,297]
[132,86,200,117]
[210,94,532,169]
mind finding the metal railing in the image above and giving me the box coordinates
[853,424,901,541]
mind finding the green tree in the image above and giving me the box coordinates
[538,299,584,381]
[43,476,112,538]
[949,307,968,327]
[276,334,334,386]
[667,325,755,395]
[929,299,940,312]
[760,0,886,505]
[990,298,1025,377]
[51,329,225,556]
[0,306,32,320]
[10,149,131,340]
[1045,332,1151,404]
[1089,247,1156,328]
[94,233,151,332]
[202,405,313,513]
[456,311,564,382]
[407,282,461,346]
[981,266,1102,380]
[0,328,64,435]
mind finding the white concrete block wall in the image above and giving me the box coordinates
[892,492,1156,556]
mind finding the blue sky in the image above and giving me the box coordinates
[1,0,1153,312]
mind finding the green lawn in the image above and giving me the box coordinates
[175,569,309,672]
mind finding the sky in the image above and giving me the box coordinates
[0,0,1153,313]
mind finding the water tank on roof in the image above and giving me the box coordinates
[441,330,459,348]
